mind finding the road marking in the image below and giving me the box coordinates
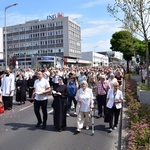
[48,109,53,114]
[19,104,33,112]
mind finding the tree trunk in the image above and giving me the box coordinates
[126,60,130,73]
[145,40,149,85]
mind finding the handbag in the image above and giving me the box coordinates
[104,108,110,123]
[115,102,122,109]
[0,102,4,114]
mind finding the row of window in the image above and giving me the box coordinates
[69,22,80,31]
[70,49,81,54]
[7,30,63,41]
[7,39,63,49]
[11,48,64,56]
[69,30,80,39]
[69,39,81,46]
[7,21,63,33]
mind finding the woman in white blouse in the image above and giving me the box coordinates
[108,73,118,89]
[106,82,123,132]
[75,81,94,133]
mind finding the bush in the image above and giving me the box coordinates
[125,74,150,150]
[138,82,150,91]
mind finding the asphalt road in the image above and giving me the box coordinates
[0,95,119,150]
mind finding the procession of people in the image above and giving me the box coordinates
[0,65,125,133]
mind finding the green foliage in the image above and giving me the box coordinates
[110,30,146,61]
[138,82,150,91]
[110,30,134,61]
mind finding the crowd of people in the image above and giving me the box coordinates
[0,65,125,132]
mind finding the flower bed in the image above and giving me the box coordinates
[125,74,150,150]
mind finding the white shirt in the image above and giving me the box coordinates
[108,78,118,89]
[106,89,123,109]
[78,75,87,85]
[24,71,29,80]
[43,70,50,81]
[75,88,94,112]
[34,78,50,101]
[52,75,59,83]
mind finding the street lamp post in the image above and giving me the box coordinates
[76,39,82,67]
[4,3,18,69]
[94,46,99,67]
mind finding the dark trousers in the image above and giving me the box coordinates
[2,96,13,110]
[34,99,48,125]
[28,88,34,98]
[49,78,53,87]
[67,96,77,113]
[97,94,107,116]
[108,107,120,128]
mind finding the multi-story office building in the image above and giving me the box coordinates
[3,13,81,68]
[0,28,3,59]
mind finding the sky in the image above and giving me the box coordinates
[0,0,122,52]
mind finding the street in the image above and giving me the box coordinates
[0,96,119,150]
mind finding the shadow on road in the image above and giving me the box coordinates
[4,123,59,132]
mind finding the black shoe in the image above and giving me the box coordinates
[96,115,102,119]
[74,130,80,135]
[58,128,62,132]
[62,127,66,131]
[7,107,12,110]
[41,125,47,129]
[35,122,42,128]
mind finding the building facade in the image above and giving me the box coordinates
[82,51,109,67]
[3,13,81,69]
[0,28,3,59]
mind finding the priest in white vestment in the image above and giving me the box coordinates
[1,68,15,110]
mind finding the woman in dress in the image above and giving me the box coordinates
[16,74,26,104]
[75,81,94,133]
[52,77,68,132]
[27,75,35,102]
[106,82,123,132]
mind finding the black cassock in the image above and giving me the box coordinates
[27,78,35,98]
[52,84,68,130]
[16,79,26,102]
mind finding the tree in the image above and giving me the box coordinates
[108,0,150,84]
[110,30,134,72]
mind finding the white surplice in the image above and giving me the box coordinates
[1,74,15,96]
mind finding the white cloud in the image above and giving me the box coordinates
[81,22,120,38]
[0,12,44,27]
[81,19,122,52]
[0,12,84,27]
[82,39,111,52]
[87,20,116,25]
[81,0,113,9]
